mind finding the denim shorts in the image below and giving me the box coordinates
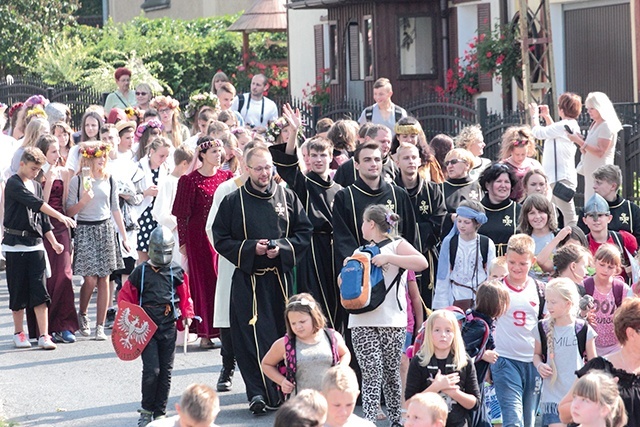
[403,332,413,352]
[541,403,560,426]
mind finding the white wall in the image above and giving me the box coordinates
[109,0,252,23]
[287,8,326,99]
[456,1,504,112]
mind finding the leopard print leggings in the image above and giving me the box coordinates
[352,326,405,424]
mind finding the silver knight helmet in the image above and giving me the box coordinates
[148,226,175,267]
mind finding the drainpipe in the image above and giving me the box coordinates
[441,0,450,78]
[102,0,108,24]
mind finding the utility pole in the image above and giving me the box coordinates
[517,0,558,119]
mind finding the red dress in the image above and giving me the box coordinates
[172,169,233,339]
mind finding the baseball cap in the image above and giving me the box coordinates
[584,193,610,215]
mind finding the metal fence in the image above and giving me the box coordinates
[0,76,103,130]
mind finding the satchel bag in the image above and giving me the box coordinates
[552,139,575,203]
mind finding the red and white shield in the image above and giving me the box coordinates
[111,300,158,361]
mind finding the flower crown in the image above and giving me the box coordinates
[81,143,112,158]
[150,96,180,111]
[124,106,141,121]
[266,116,295,143]
[8,102,23,118]
[26,105,47,120]
[135,119,164,142]
[197,138,223,152]
[395,123,422,136]
[184,92,220,119]
[24,95,49,109]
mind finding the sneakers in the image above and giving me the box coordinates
[105,307,117,329]
[217,368,234,392]
[95,325,107,341]
[78,313,91,336]
[137,409,153,427]
[52,330,76,343]
[13,331,31,349]
[38,335,57,350]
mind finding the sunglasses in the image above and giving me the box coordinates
[135,92,148,96]
[445,159,467,166]
[513,139,529,146]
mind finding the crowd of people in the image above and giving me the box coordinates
[2,68,640,427]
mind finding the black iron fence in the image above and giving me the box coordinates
[3,75,640,204]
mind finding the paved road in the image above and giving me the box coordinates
[0,274,276,427]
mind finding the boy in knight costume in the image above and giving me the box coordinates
[118,226,195,427]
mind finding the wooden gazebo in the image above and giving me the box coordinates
[228,0,288,68]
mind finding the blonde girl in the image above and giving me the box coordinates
[405,310,480,427]
[350,204,429,425]
[570,372,626,427]
[261,293,350,396]
[219,131,240,175]
[66,141,130,341]
[533,278,597,427]
[150,96,190,148]
[582,244,631,356]
[499,126,543,201]
[455,124,490,180]
[9,117,50,176]
[210,71,229,93]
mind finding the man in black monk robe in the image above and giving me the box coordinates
[394,143,446,308]
[213,146,312,414]
[270,105,342,328]
[332,142,418,331]
[334,124,398,188]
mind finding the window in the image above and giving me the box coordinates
[363,16,374,79]
[398,16,436,76]
[328,22,338,82]
[141,0,170,12]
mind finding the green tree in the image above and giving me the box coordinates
[0,0,79,76]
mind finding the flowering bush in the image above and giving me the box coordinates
[232,54,289,98]
[435,56,479,100]
[436,22,521,98]
[302,69,331,108]
[475,22,521,84]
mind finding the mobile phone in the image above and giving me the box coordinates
[267,240,276,250]
[564,124,574,134]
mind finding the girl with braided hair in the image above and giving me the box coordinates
[533,278,596,427]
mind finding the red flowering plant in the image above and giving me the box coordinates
[435,55,480,100]
[232,54,289,98]
[302,68,331,109]
[475,22,521,84]
[436,22,520,99]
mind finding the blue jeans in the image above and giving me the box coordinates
[490,356,541,427]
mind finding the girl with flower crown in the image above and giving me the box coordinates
[66,141,131,341]
[172,136,233,349]
[150,96,190,148]
[347,204,429,425]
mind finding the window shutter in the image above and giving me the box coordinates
[349,23,361,81]
[315,25,325,81]
[477,4,493,92]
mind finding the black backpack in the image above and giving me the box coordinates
[537,318,588,362]
[364,105,404,122]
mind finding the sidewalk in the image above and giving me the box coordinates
[0,273,275,426]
